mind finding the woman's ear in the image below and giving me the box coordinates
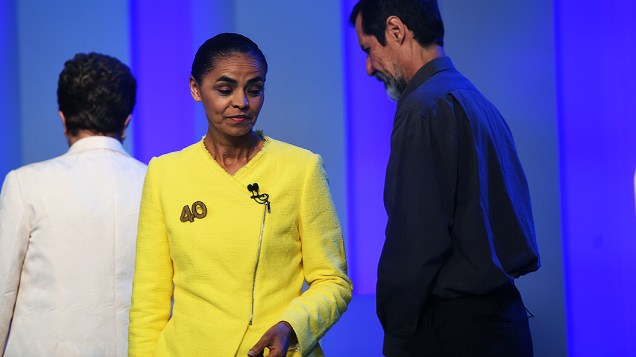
[190,76,202,101]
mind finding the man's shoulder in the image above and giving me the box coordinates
[9,149,146,181]
[398,70,481,116]
[2,154,77,194]
[8,153,71,177]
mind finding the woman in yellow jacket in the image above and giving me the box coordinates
[128,33,352,357]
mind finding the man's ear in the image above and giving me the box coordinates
[58,111,68,134]
[190,76,202,101]
[385,16,406,44]
[118,114,132,141]
[123,115,131,129]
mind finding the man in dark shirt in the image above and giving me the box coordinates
[349,1,541,356]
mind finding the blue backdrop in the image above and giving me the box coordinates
[556,0,636,355]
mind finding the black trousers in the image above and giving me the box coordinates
[410,283,533,357]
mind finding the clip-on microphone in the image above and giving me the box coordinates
[247,183,271,212]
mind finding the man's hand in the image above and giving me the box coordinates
[248,321,297,357]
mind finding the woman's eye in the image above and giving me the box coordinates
[247,88,263,96]
[217,88,232,95]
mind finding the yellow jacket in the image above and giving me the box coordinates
[128,138,352,356]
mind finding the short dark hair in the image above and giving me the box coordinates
[191,33,268,84]
[57,52,136,137]
[349,0,444,48]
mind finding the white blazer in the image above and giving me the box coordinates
[0,136,147,356]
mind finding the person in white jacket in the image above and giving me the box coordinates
[0,52,146,356]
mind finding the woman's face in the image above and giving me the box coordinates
[190,52,266,139]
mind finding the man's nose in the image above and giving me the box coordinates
[366,57,376,76]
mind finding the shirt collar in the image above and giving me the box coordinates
[67,136,129,156]
[400,56,456,102]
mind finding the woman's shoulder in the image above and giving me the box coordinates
[148,139,207,169]
[265,137,319,162]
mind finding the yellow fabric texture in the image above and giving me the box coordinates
[128,137,352,356]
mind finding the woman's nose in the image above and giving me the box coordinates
[232,91,249,108]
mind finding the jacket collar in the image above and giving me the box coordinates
[399,56,455,102]
[67,136,129,156]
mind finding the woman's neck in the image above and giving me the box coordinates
[203,131,263,175]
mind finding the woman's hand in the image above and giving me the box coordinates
[248,321,297,357]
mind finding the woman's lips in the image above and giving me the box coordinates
[227,115,250,122]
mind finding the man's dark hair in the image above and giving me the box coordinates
[57,52,136,137]
[349,0,444,48]
[191,33,268,84]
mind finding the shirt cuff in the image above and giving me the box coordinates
[383,334,412,357]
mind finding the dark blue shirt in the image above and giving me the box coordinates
[378,57,540,356]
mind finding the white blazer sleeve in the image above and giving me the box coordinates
[0,171,31,350]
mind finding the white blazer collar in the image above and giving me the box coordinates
[67,136,128,156]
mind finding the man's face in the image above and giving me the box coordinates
[354,14,407,101]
